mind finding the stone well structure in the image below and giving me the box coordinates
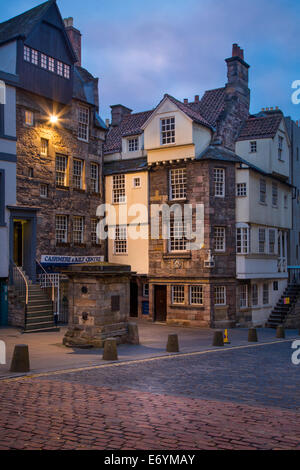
[62,263,137,347]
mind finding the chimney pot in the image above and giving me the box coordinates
[184,98,188,104]
[110,104,132,127]
[194,95,199,103]
[64,17,82,66]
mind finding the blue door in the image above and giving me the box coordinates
[0,282,8,326]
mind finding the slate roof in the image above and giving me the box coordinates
[0,1,53,45]
[237,113,283,141]
[187,88,226,127]
[197,145,292,187]
[104,111,153,153]
[103,157,148,176]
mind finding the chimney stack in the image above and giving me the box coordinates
[110,104,132,127]
[194,95,200,103]
[184,98,188,104]
[64,17,82,66]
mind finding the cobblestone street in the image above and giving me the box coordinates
[1,340,300,450]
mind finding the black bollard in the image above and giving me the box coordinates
[10,344,30,373]
[276,325,285,339]
[102,338,118,361]
[166,334,179,353]
[248,328,258,342]
[213,330,224,347]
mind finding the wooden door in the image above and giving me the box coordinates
[155,285,167,322]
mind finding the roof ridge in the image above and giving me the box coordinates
[0,0,52,27]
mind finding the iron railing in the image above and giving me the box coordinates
[11,261,29,328]
[36,260,57,324]
[288,266,300,285]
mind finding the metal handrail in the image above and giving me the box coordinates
[11,262,29,305]
[36,259,55,302]
[11,261,29,329]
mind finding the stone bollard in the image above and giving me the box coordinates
[276,325,285,339]
[10,344,30,373]
[248,328,258,342]
[213,330,224,347]
[166,334,179,353]
[128,323,139,345]
[102,338,118,361]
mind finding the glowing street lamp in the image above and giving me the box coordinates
[50,114,58,124]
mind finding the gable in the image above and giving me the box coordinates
[24,3,75,64]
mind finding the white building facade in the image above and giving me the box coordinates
[235,111,292,325]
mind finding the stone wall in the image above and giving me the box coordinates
[63,266,132,347]
[148,158,237,327]
[16,89,106,260]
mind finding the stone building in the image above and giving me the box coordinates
[0,0,107,330]
[104,44,251,327]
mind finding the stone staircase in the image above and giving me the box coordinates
[24,284,59,333]
[266,283,300,328]
[9,265,59,333]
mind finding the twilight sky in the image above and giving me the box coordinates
[1,0,300,122]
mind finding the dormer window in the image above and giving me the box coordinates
[250,141,257,153]
[128,138,139,152]
[161,117,175,145]
[24,46,30,62]
[48,57,55,72]
[57,61,63,76]
[41,54,47,69]
[31,49,38,66]
[64,64,70,79]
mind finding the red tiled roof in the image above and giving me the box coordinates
[187,88,226,127]
[104,110,153,153]
[104,92,216,154]
[237,114,283,141]
[164,94,212,129]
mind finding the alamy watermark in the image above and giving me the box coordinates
[291,340,300,365]
[0,340,6,365]
[291,80,300,105]
[96,203,205,250]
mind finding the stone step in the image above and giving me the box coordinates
[26,315,55,324]
[24,321,56,331]
[24,327,60,334]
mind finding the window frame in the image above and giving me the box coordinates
[250,141,257,153]
[189,285,204,306]
[169,218,187,252]
[24,110,34,127]
[171,285,185,305]
[259,228,266,253]
[90,162,99,193]
[259,179,267,204]
[73,216,84,244]
[55,154,68,187]
[214,226,226,252]
[263,283,269,305]
[239,284,248,308]
[114,225,128,255]
[252,284,258,306]
[236,182,247,197]
[112,174,126,204]
[73,158,84,190]
[236,225,249,254]
[40,138,48,156]
[128,137,139,152]
[169,168,187,201]
[214,168,225,197]
[91,218,100,245]
[161,117,175,145]
[55,215,68,244]
[214,286,226,306]
[78,105,90,142]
